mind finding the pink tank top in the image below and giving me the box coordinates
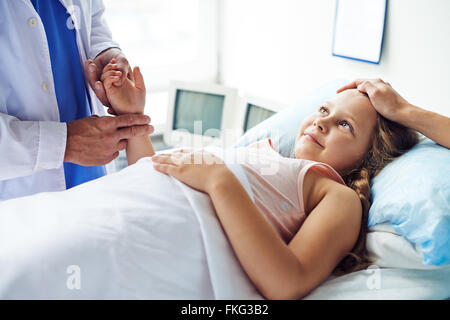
[235,138,346,243]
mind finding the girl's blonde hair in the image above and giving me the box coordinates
[333,114,422,275]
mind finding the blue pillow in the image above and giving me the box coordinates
[232,79,450,267]
[233,79,349,157]
[368,138,450,266]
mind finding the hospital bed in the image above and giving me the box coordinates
[0,80,448,300]
[0,143,448,300]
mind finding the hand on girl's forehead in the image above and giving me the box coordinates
[330,89,378,124]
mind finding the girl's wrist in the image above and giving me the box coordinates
[206,166,234,194]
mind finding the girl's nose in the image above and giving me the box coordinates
[313,117,327,133]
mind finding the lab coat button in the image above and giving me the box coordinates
[28,18,37,27]
[42,82,49,91]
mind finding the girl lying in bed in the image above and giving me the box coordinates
[101,61,448,299]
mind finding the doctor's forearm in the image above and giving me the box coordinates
[126,134,155,166]
[403,104,450,149]
[208,177,304,300]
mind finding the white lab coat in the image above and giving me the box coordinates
[0,0,119,200]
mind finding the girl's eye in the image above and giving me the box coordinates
[341,121,352,131]
[318,106,353,132]
[319,106,328,114]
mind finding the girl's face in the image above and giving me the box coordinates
[294,89,378,175]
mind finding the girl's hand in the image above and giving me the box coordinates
[101,59,146,116]
[151,149,233,194]
[337,78,413,124]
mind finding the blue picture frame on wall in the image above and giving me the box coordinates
[332,0,388,64]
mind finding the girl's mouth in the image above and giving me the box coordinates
[304,133,323,147]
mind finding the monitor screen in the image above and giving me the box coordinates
[244,104,276,132]
[173,89,224,138]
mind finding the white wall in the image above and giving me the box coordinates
[220,0,450,116]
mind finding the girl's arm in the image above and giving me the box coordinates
[126,134,155,166]
[207,171,362,300]
[101,63,156,164]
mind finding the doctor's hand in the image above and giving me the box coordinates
[337,78,412,124]
[64,114,153,166]
[339,78,450,149]
[151,149,233,194]
[85,48,132,111]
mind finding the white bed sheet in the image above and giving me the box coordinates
[304,224,450,299]
[0,146,448,299]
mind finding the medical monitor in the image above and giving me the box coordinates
[173,89,224,137]
[239,95,286,133]
[164,81,239,149]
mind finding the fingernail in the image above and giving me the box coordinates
[88,65,96,72]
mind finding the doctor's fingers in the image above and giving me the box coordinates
[117,139,128,151]
[112,114,151,129]
[336,78,385,93]
[356,80,380,97]
[107,107,118,116]
[85,60,110,107]
[336,79,363,93]
[115,57,133,84]
[85,60,101,79]
[117,124,154,140]
[356,79,393,99]
[100,151,120,166]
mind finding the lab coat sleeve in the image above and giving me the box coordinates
[89,0,121,59]
[0,112,67,181]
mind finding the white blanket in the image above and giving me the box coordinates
[0,147,262,299]
[0,147,448,299]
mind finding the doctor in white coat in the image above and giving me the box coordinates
[0,0,154,201]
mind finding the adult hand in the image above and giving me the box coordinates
[65,114,154,166]
[337,78,412,123]
[84,47,132,113]
[151,149,232,194]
